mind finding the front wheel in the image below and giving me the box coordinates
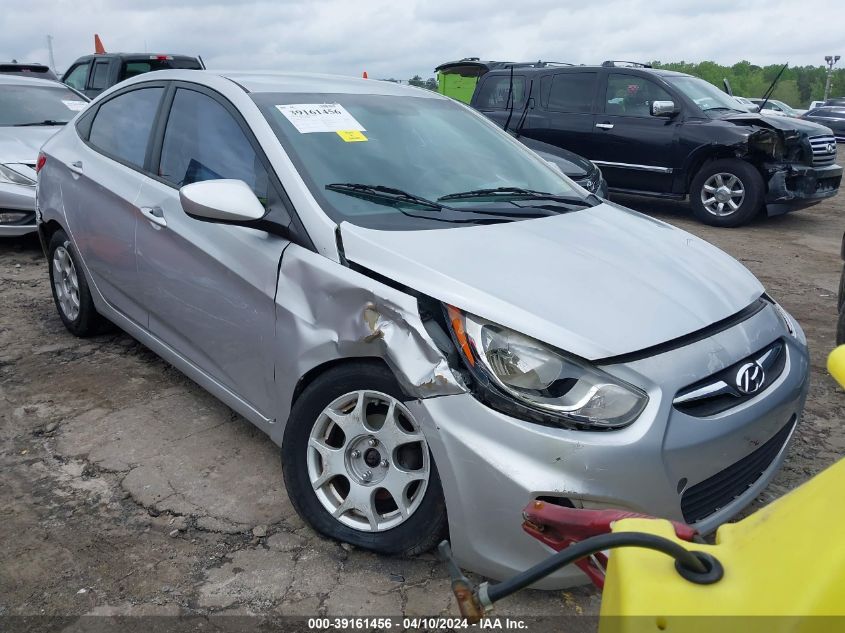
[282,362,448,556]
[689,159,765,227]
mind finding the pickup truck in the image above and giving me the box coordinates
[61,53,203,98]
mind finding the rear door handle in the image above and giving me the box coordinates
[68,160,83,172]
[140,206,167,228]
[595,123,614,130]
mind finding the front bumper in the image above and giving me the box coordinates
[764,162,842,215]
[0,182,37,237]
[411,303,808,588]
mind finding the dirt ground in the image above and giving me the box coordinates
[2,151,844,627]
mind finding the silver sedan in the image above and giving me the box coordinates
[0,75,87,236]
[36,70,809,587]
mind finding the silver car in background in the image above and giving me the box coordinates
[36,70,809,587]
[0,75,87,236]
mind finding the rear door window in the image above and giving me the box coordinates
[158,88,268,199]
[548,72,597,113]
[475,75,526,110]
[64,63,90,91]
[88,87,164,168]
[89,61,111,91]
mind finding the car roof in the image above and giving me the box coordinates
[122,69,445,99]
[71,53,200,61]
[0,73,67,88]
[483,65,691,78]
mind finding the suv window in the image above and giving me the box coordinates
[64,63,90,91]
[88,87,163,168]
[90,61,110,91]
[605,74,672,116]
[476,75,526,110]
[548,72,596,113]
[158,88,269,199]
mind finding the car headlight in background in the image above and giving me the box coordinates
[0,164,36,187]
[446,306,648,429]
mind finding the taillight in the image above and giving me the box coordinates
[35,152,47,174]
[151,55,173,60]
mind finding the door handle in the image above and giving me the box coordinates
[595,123,614,130]
[140,206,167,227]
[68,160,83,172]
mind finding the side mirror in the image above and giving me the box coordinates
[179,179,266,223]
[651,100,679,117]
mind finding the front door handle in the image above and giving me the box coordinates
[595,123,614,130]
[140,206,167,227]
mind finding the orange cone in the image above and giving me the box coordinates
[362,71,368,79]
[94,34,106,54]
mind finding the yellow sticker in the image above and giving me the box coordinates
[336,130,368,142]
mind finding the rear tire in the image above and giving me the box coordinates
[48,229,108,337]
[282,361,448,556]
[690,159,764,227]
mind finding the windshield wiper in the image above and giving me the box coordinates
[14,120,69,127]
[326,183,443,211]
[703,107,743,113]
[438,186,596,206]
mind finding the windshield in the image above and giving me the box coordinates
[666,76,744,114]
[252,92,582,230]
[0,84,87,126]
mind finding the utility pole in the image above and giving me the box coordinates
[824,55,841,101]
[46,34,57,75]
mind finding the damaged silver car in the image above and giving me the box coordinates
[36,70,809,587]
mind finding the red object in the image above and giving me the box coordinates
[362,71,368,79]
[521,501,697,588]
[35,152,47,174]
[94,34,106,54]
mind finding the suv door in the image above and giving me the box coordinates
[61,85,164,325]
[589,72,680,193]
[524,70,599,157]
[134,84,290,420]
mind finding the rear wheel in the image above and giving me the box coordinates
[282,362,447,555]
[690,159,764,227]
[48,229,108,336]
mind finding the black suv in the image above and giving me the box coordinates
[470,62,842,226]
[61,53,203,98]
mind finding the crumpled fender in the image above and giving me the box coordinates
[270,244,465,441]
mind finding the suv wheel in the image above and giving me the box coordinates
[282,361,448,556]
[48,229,109,336]
[690,159,764,227]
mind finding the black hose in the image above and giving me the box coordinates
[485,532,711,604]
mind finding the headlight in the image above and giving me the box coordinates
[446,306,648,429]
[0,164,36,186]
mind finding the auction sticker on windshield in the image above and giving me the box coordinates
[275,103,366,134]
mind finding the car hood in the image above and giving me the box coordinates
[719,112,833,136]
[0,126,63,163]
[340,202,764,360]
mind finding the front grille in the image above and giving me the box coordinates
[809,135,837,166]
[681,417,795,523]
[674,339,786,417]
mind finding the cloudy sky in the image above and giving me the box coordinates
[3,0,843,79]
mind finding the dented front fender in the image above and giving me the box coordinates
[270,244,466,443]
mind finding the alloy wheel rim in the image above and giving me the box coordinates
[307,390,430,532]
[701,172,745,216]
[52,246,80,321]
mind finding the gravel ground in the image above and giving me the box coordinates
[2,151,844,626]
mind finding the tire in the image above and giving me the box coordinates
[689,159,765,227]
[282,361,448,556]
[837,308,845,347]
[47,229,108,337]
[838,264,845,314]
